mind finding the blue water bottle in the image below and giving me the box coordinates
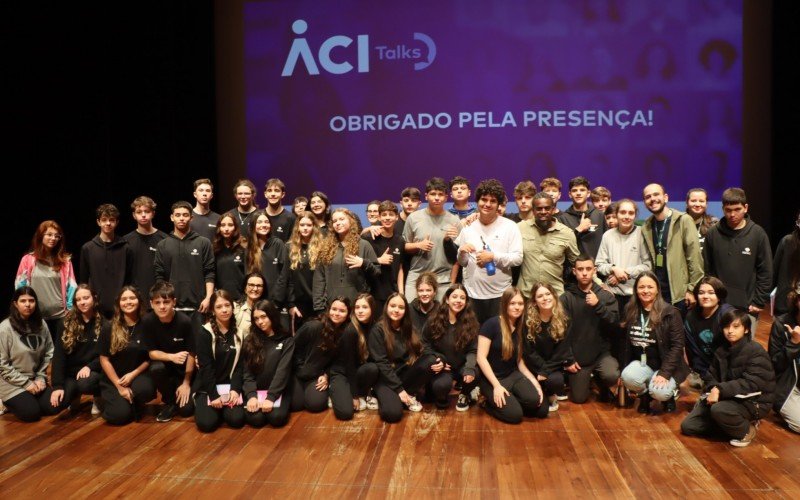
[480,236,496,276]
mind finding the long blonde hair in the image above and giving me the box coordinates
[318,208,360,266]
[109,286,144,355]
[288,212,321,270]
[525,282,569,343]
[61,284,103,354]
[498,287,524,361]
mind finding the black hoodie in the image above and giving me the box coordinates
[560,282,618,365]
[242,332,294,403]
[154,231,215,309]
[769,313,800,413]
[556,205,606,258]
[79,235,133,317]
[704,216,772,310]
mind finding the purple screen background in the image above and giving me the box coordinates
[244,1,742,203]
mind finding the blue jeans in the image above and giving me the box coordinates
[620,361,677,401]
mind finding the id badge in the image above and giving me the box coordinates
[655,254,663,267]
[640,353,647,366]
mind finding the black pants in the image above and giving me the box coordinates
[429,366,478,406]
[244,395,292,428]
[374,354,435,423]
[471,297,501,326]
[539,370,566,397]
[681,399,765,440]
[3,391,58,422]
[568,354,619,404]
[194,393,245,432]
[149,362,195,417]
[479,371,548,424]
[41,371,102,413]
[328,362,380,421]
[100,375,156,425]
[289,375,329,413]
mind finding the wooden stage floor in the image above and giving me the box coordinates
[2,316,799,499]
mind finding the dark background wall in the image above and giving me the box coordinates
[1,2,797,308]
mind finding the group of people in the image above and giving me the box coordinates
[2,175,799,448]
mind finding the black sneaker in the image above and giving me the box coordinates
[156,404,177,423]
[456,394,470,412]
[662,397,677,413]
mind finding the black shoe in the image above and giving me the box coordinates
[156,404,177,423]
[435,398,449,410]
[598,386,613,403]
[637,394,652,414]
[662,397,677,413]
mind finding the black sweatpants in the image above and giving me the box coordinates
[374,354,435,423]
[245,396,291,428]
[681,399,765,440]
[100,375,156,425]
[3,391,58,422]
[471,297,501,326]
[149,362,195,417]
[42,371,102,413]
[429,367,478,407]
[568,354,619,404]
[289,376,329,413]
[479,370,548,424]
[194,394,245,432]
[539,370,566,398]
[328,362,380,421]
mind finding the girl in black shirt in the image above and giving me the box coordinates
[242,300,294,428]
[213,213,247,301]
[194,290,245,432]
[422,284,479,411]
[98,286,155,425]
[287,212,323,329]
[477,287,547,424]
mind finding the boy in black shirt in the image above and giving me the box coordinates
[124,196,167,308]
[363,200,405,312]
[144,282,196,422]
[264,178,296,243]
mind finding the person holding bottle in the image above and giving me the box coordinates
[455,179,523,324]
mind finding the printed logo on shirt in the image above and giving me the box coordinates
[393,247,401,255]
[149,247,158,252]
[273,258,279,265]
[173,337,184,342]
[207,224,216,228]
[276,342,284,350]
[234,255,242,263]
[742,247,752,256]
[191,249,199,256]
[276,226,284,233]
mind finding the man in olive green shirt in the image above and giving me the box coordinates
[518,192,579,297]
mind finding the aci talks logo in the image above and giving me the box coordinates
[281,19,436,77]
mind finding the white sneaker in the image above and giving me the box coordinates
[549,401,559,412]
[327,397,333,409]
[0,398,5,416]
[365,396,379,410]
[456,394,470,412]
[469,386,481,402]
[357,397,367,411]
[406,396,423,412]
[556,394,568,401]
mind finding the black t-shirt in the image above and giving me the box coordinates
[479,316,519,379]
[651,217,672,301]
[363,232,404,301]
[266,209,297,243]
[123,230,168,300]
[98,321,149,377]
[190,211,221,242]
[140,311,196,356]
[215,245,247,301]
[628,311,661,371]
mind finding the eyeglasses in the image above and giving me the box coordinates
[246,283,264,289]
[44,233,62,240]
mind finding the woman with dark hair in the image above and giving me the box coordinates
[45,284,105,416]
[477,287,548,424]
[773,210,800,315]
[683,276,733,388]
[242,300,294,428]
[0,287,55,421]
[524,282,574,412]
[685,188,718,252]
[308,191,332,234]
[98,286,155,425]
[369,293,436,422]
[194,290,245,432]
[408,271,440,333]
[769,287,800,434]
[620,272,688,414]
[15,220,77,336]
[290,296,352,413]
[246,211,288,309]
[287,211,323,330]
[328,293,380,420]
[213,212,247,301]
[422,284,480,411]
[683,309,775,447]
[234,272,267,338]
[312,208,379,314]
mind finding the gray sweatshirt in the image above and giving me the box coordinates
[0,318,53,401]
[595,226,652,297]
